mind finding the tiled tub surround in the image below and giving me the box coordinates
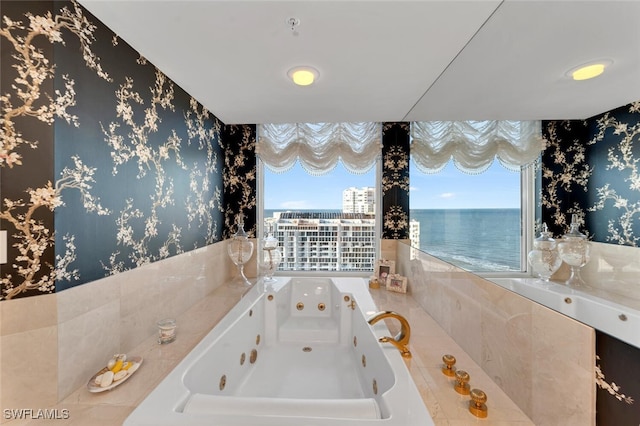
[395,241,596,425]
[0,239,256,423]
[1,278,533,426]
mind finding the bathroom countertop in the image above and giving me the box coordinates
[6,281,533,426]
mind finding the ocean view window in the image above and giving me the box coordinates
[257,121,538,274]
[409,120,541,273]
[409,160,530,272]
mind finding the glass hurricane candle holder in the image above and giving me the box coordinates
[528,223,562,282]
[557,214,590,288]
[259,233,281,282]
[227,214,254,287]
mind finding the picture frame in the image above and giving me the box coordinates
[386,274,407,293]
[374,259,395,282]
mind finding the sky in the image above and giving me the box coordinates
[264,160,521,210]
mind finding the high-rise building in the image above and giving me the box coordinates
[342,187,375,214]
[409,218,421,259]
[271,211,375,271]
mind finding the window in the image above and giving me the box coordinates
[409,160,533,273]
[257,121,538,275]
[259,161,379,272]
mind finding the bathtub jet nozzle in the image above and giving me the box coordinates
[367,311,412,358]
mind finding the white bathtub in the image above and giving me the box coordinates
[489,278,640,349]
[124,277,432,425]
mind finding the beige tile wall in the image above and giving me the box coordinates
[391,240,596,425]
[1,293,59,413]
[0,239,252,422]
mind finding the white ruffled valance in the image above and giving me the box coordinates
[411,121,544,174]
[256,123,382,175]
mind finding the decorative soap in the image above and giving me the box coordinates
[100,371,114,387]
[127,362,140,375]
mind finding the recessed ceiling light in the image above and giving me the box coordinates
[288,66,319,86]
[568,60,612,81]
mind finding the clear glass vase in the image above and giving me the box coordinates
[259,233,281,282]
[227,214,254,287]
[528,223,562,282]
[557,214,590,288]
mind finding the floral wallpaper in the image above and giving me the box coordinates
[382,122,410,239]
[542,101,640,425]
[541,102,640,244]
[1,1,256,300]
[222,124,257,239]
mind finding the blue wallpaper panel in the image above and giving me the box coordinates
[0,1,57,299]
[1,1,226,298]
[542,101,640,246]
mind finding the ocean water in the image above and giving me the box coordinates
[411,208,521,272]
[264,208,522,272]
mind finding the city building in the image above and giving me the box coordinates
[342,187,375,214]
[271,211,375,271]
[409,218,421,259]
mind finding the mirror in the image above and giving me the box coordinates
[405,239,640,350]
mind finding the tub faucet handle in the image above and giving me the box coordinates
[442,354,456,376]
[469,388,488,418]
[454,370,470,395]
[367,311,411,358]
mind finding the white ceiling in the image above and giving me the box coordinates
[78,0,640,125]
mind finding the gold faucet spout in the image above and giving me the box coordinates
[367,311,411,358]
